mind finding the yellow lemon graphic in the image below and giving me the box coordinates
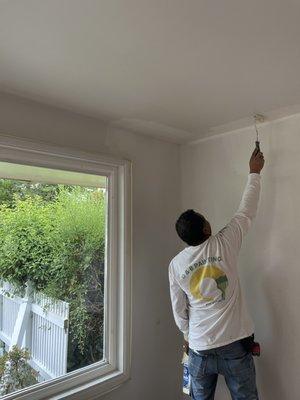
[190,265,228,301]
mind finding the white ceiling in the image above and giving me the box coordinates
[1,0,300,143]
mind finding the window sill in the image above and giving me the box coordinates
[3,367,130,400]
[55,370,131,400]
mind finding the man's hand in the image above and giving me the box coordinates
[183,340,189,354]
[249,148,265,174]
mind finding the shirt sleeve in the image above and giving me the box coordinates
[216,173,261,254]
[169,263,189,339]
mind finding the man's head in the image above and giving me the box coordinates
[175,209,211,246]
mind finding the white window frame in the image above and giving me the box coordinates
[0,134,132,400]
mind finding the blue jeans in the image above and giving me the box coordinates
[188,339,259,400]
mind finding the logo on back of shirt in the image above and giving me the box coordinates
[189,265,228,303]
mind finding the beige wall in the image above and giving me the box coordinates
[0,92,183,400]
[181,114,300,399]
[4,90,299,399]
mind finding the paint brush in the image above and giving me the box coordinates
[254,114,264,153]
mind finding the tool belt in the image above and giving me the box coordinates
[240,334,261,356]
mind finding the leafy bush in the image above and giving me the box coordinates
[0,184,106,369]
[0,179,59,207]
[0,196,57,288]
[0,346,38,395]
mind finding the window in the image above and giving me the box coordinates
[0,136,132,400]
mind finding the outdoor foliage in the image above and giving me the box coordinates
[0,179,106,370]
[0,180,59,206]
[0,346,38,395]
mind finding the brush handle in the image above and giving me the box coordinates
[255,141,260,152]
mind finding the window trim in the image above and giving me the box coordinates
[0,134,132,400]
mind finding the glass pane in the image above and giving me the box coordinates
[0,161,107,396]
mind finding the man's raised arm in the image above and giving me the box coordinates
[216,149,265,253]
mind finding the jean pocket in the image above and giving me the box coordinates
[226,352,255,376]
[188,352,208,378]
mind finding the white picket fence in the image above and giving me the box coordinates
[0,281,69,381]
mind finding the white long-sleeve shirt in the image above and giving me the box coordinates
[169,173,261,350]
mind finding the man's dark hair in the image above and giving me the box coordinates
[175,209,206,246]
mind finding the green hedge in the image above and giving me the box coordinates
[0,183,106,370]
